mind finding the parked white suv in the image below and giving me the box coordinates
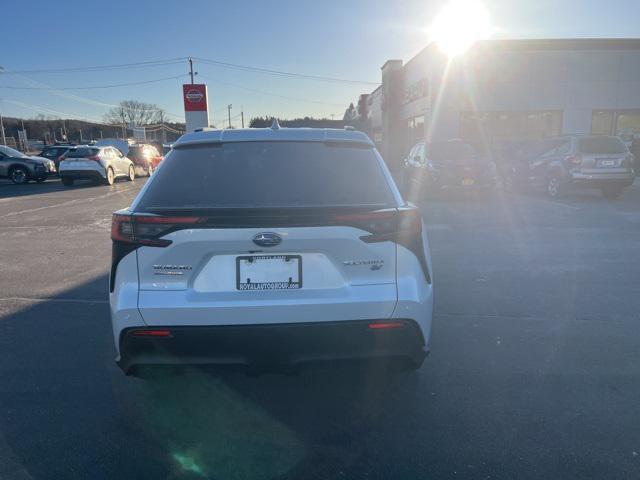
[59,145,135,186]
[109,126,433,376]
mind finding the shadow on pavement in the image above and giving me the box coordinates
[0,274,429,480]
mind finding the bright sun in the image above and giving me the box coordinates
[428,0,492,57]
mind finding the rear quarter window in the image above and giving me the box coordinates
[136,141,395,210]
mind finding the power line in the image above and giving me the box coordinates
[3,100,121,126]
[0,74,189,91]
[193,57,379,86]
[198,74,346,107]
[0,58,186,75]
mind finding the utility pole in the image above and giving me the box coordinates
[120,111,126,139]
[99,130,103,139]
[188,57,197,84]
[227,104,232,129]
[0,110,5,146]
[160,111,166,143]
[241,109,244,128]
[79,128,83,143]
[0,68,5,146]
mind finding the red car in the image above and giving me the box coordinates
[127,144,163,176]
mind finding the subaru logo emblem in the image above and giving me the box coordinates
[252,232,282,247]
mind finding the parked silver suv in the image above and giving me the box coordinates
[0,145,56,184]
[504,135,635,198]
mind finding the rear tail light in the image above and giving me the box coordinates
[131,329,172,337]
[334,208,430,283]
[111,214,203,247]
[86,155,101,161]
[565,154,582,166]
[368,321,405,330]
[333,208,421,241]
[59,155,66,162]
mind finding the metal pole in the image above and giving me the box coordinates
[227,104,232,129]
[0,111,5,146]
[79,128,83,143]
[161,111,166,143]
[241,111,244,128]
[0,68,5,145]
[188,57,195,84]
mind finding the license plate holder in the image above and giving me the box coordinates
[599,159,616,167]
[236,255,302,290]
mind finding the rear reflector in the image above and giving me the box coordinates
[367,321,405,330]
[131,329,172,337]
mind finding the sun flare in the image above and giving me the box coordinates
[428,0,492,57]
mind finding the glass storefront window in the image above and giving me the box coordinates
[591,110,614,135]
[460,111,562,141]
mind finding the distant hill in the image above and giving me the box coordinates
[1,117,185,144]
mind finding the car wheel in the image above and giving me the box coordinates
[601,185,624,199]
[105,167,115,186]
[127,165,135,181]
[547,175,562,198]
[147,163,153,177]
[9,166,29,185]
[61,177,74,186]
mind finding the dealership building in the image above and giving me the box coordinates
[362,38,640,169]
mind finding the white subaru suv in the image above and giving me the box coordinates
[109,125,433,375]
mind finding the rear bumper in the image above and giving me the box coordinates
[569,171,635,187]
[117,319,428,374]
[59,169,106,180]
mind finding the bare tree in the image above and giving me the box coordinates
[104,100,164,126]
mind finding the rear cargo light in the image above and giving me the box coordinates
[565,154,582,166]
[368,321,405,330]
[111,213,202,247]
[131,329,172,337]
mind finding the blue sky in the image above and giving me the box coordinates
[1,0,639,126]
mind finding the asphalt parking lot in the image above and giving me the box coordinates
[1,177,639,480]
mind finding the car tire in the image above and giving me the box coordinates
[61,177,74,186]
[104,167,115,186]
[9,166,30,185]
[146,163,153,176]
[547,175,563,198]
[601,185,624,199]
[127,165,135,181]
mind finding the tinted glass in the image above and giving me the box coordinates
[0,146,27,157]
[68,147,99,158]
[578,136,627,154]
[136,141,394,210]
[128,146,144,159]
[429,142,475,160]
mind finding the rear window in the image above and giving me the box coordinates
[68,147,99,158]
[429,142,475,160]
[136,141,394,210]
[578,136,627,154]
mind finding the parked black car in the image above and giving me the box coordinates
[403,139,496,197]
[38,145,75,171]
[503,135,635,198]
